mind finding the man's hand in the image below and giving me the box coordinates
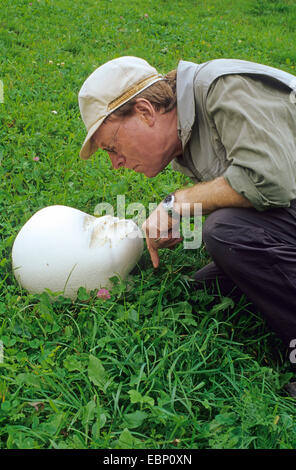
[142,202,183,268]
[142,177,252,268]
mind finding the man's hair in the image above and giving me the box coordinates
[110,69,177,117]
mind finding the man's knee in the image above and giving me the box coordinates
[203,208,237,249]
[203,207,267,260]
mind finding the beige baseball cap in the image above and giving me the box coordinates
[78,56,164,159]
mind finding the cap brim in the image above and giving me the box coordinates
[79,116,106,160]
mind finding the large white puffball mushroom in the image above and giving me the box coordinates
[12,205,144,299]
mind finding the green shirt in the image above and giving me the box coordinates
[207,74,296,211]
[173,60,296,211]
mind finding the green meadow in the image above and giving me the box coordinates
[0,0,296,449]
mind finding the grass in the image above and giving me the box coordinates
[1,0,296,449]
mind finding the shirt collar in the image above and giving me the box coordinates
[176,60,199,148]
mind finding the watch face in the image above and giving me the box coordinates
[163,193,174,210]
[164,194,173,205]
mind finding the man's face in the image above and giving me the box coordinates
[93,99,182,178]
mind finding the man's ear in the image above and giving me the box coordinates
[133,98,156,126]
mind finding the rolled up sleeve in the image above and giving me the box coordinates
[206,74,296,211]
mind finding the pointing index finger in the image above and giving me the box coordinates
[146,237,160,268]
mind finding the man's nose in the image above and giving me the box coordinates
[109,153,126,170]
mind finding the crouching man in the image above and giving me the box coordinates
[78,55,296,355]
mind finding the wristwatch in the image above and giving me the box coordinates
[162,192,179,218]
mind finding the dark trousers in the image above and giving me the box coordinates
[193,201,296,348]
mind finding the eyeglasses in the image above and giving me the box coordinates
[103,122,121,155]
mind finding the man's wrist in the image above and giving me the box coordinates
[167,189,196,218]
[162,192,180,219]
[162,192,175,210]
